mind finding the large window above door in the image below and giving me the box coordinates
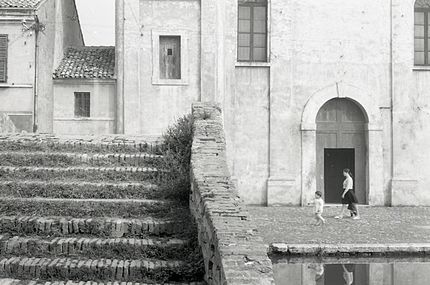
[415,1,430,65]
[237,0,268,62]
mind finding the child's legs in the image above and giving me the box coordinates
[316,213,325,222]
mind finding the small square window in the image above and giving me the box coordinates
[74,92,90,118]
[159,36,181,79]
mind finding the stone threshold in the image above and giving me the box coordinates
[270,243,430,256]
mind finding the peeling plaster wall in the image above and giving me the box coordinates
[53,80,116,135]
[117,0,430,206]
[120,0,200,136]
[391,0,430,206]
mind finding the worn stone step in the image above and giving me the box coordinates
[0,256,189,282]
[0,166,161,182]
[0,216,186,237]
[0,198,182,219]
[0,235,190,260]
[0,152,163,168]
[0,181,161,200]
[0,279,205,285]
[0,134,162,154]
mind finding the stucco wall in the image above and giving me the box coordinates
[391,0,430,206]
[117,0,430,206]
[53,80,115,134]
[118,0,200,136]
[37,0,84,133]
[0,12,36,132]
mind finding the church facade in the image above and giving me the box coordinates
[115,0,430,206]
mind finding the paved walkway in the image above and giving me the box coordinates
[247,206,430,245]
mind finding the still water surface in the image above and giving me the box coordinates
[273,258,430,285]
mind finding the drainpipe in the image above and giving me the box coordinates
[389,0,394,206]
[32,15,40,133]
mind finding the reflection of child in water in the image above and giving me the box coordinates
[342,264,354,285]
[308,263,325,281]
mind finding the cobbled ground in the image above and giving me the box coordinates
[248,206,430,245]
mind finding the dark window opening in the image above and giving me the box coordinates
[0,34,8,82]
[415,1,430,65]
[74,92,90,118]
[237,0,268,62]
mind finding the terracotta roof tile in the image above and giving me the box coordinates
[416,0,430,8]
[0,0,44,9]
[53,46,115,80]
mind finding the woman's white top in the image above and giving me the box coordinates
[343,177,353,190]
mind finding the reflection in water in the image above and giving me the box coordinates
[273,261,430,285]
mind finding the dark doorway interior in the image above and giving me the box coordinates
[324,148,355,204]
[323,264,369,285]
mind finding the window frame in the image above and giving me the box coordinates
[414,7,430,66]
[151,30,189,86]
[0,34,8,83]
[74,92,91,118]
[237,0,268,62]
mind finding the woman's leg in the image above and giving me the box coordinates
[335,205,347,218]
[352,204,360,219]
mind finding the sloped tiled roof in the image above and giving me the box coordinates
[416,0,430,8]
[0,0,44,9]
[53,47,115,80]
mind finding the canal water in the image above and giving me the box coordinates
[273,258,430,285]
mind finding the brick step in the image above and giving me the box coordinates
[0,216,186,237]
[0,279,205,285]
[0,198,183,220]
[0,134,162,154]
[0,152,162,168]
[0,181,161,200]
[0,166,161,183]
[0,256,195,282]
[0,235,190,260]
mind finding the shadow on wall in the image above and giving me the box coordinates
[0,113,32,133]
[0,112,18,133]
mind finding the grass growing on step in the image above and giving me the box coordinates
[0,153,160,168]
[0,168,159,183]
[0,182,162,200]
[0,199,185,219]
[155,115,194,202]
[0,141,160,154]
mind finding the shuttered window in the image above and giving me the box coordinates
[415,1,430,65]
[0,35,8,82]
[237,0,268,62]
[74,92,90,118]
[159,36,181,79]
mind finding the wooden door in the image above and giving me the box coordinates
[316,99,367,204]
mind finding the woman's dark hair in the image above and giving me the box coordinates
[343,168,353,178]
[315,191,322,197]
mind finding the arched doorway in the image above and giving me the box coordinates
[316,98,367,204]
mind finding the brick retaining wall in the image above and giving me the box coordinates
[190,102,274,285]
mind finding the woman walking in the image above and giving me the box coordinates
[335,168,360,220]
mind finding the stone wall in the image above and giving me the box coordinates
[190,102,274,285]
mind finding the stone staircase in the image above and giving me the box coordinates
[0,135,204,284]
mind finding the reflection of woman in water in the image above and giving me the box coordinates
[308,263,325,282]
[342,264,354,285]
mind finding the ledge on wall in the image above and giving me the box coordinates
[190,102,274,285]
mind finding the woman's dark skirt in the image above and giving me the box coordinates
[341,189,359,205]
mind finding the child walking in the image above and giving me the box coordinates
[314,191,326,226]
